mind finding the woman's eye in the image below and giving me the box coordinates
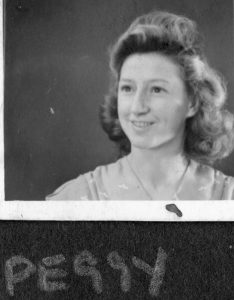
[120,85,132,92]
[151,86,163,93]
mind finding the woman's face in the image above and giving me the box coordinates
[117,52,195,152]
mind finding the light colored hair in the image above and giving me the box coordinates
[100,10,234,164]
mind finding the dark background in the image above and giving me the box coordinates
[0,221,234,299]
[4,0,234,199]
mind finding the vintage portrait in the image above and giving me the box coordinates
[4,0,234,205]
[2,3,234,299]
[47,8,234,201]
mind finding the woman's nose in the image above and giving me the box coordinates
[131,90,149,114]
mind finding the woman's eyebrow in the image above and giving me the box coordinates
[148,79,169,84]
[119,78,133,82]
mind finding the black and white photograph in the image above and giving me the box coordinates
[1,1,234,299]
[4,0,234,204]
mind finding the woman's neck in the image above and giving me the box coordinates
[127,146,188,189]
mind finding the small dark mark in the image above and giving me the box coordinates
[165,204,183,217]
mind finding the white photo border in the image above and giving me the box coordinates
[1,201,234,221]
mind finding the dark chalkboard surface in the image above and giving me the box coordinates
[0,221,234,299]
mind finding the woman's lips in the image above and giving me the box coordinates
[131,120,155,128]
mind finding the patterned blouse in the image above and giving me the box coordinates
[46,156,234,200]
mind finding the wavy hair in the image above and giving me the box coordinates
[100,10,234,164]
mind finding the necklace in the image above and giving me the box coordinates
[126,156,190,200]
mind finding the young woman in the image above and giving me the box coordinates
[47,10,234,200]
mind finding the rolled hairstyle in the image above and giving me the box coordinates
[100,10,234,164]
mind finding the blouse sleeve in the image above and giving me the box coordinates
[46,175,94,200]
[223,176,234,200]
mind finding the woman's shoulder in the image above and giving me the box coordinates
[193,161,234,200]
[212,168,234,200]
[46,175,91,200]
[46,157,126,200]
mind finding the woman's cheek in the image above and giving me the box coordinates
[118,98,131,116]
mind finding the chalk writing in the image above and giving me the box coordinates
[38,254,68,292]
[107,251,131,292]
[132,247,167,297]
[73,250,102,294]
[42,254,66,266]
[5,256,37,297]
[4,248,167,297]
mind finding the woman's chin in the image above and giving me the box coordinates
[129,139,156,150]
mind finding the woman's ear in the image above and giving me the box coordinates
[187,98,199,118]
